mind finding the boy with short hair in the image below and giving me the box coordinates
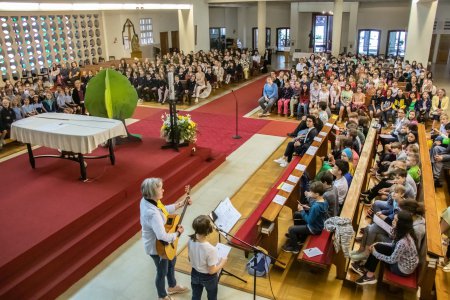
[282,181,329,253]
[332,159,350,206]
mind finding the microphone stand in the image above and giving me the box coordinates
[216,227,285,300]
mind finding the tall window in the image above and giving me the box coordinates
[276,28,290,51]
[358,29,381,56]
[387,30,406,57]
[313,14,333,53]
[139,18,153,45]
[209,27,226,50]
[252,27,271,49]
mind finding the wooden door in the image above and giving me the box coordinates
[429,34,436,63]
[436,34,450,64]
[171,31,179,51]
[160,32,169,55]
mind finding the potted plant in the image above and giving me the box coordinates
[161,112,198,144]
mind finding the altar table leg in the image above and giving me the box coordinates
[108,139,115,165]
[78,153,87,181]
[26,143,35,168]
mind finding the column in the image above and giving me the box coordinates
[404,0,438,65]
[347,2,358,54]
[178,8,195,53]
[257,1,266,54]
[331,0,343,56]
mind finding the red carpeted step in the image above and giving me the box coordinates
[0,145,225,299]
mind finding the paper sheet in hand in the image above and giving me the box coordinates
[295,164,306,171]
[303,247,323,258]
[305,146,318,156]
[379,134,395,139]
[216,243,231,259]
[272,194,287,205]
[287,174,300,184]
[313,137,322,143]
[373,214,392,234]
[213,197,241,234]
[280,182,294,193]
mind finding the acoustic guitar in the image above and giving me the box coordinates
[156,185,190,260]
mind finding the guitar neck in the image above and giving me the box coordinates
[178,197,189,225]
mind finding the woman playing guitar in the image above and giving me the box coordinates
[139,178,192,300]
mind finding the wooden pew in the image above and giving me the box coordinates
[380,124,443,299]
[258,116,338,259]
[228,116,338,264]
[298,119,379,277]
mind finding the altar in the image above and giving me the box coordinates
[11,113,127,180]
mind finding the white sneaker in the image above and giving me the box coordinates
[274,157,285,164]
[195,98,199,103]
[280,161,288,167]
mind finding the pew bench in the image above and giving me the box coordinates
[229,156,301,252]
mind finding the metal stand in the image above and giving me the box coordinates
[216,230,247,284]
[231,90,241,139]
[161,99,188,151]
[215,227,284,300]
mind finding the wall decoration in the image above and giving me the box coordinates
[0,13,104,80]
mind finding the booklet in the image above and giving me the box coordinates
[303,247,323,258]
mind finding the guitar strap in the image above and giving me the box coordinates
[145,198,169,218]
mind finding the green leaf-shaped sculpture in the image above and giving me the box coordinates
[85,69,141,142]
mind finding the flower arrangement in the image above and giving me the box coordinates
[161,112,198,143]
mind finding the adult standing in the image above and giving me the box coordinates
[194,66,206,104]
[431,89,449,131]
[257,77,278,117]
[140,178,190,300]
[71,80,86,115]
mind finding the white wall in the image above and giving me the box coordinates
[103,10,179,59]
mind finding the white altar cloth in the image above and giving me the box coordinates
[11,113,127,154]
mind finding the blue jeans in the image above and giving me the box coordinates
[150,255,177,298]
[191,268,218,300]
[297,103,309,119]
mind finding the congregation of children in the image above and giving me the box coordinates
[0,48,267,149]
[262,52,450,286]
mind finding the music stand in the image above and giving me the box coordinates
[209,212,247,284]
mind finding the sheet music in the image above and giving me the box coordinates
[373,214,392,234]
[272,194,287,205]
[305,146,318,156]
[313,137,322,143]
[280,182,294,193]
[216,243,231,259]
[287,174,300,184]
[319,131,327,137]
[213,197,241,234]
[295,164,306,171]
[303,247,323,258]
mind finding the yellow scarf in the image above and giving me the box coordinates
[156,200,169,218]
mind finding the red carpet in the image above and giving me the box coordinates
[257,121,298,137]
[0,75,276,298]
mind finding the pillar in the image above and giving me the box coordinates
[178,8,195,53]
[257,1,266,54]
[347,2,358,54]
[404,0,438,65]
[331,0,343,56]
